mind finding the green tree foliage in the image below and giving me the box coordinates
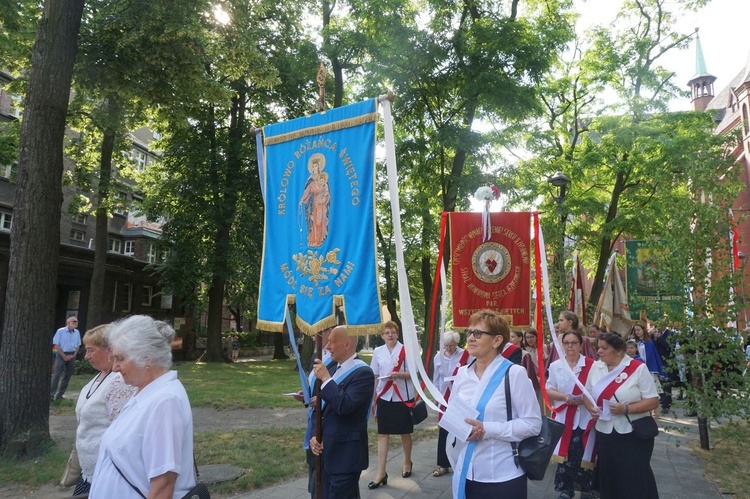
[139,0,318,362]
[348,0,574,355]
[505,0,709,313]
[67,0,209,327]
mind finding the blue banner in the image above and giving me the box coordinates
[257,99,382,334]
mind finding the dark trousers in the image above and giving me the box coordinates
[660,379,673,411]
[465,474,527,498]
[322,469,361,499]
[437,427,450,468]
[50,354,75,399]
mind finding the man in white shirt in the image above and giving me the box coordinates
[51,316,81,400]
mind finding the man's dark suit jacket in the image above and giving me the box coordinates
[318,361,374,476]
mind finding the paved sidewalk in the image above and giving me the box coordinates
[234,406,723,499]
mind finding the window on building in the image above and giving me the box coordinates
[147,244,157,264]
[0,210,12,231]
[743,104,749,137]
[0,163,15,180]
[73,213,88,225]
[112,282,133,312]
[113,192,129,215]
[70,229,85,242]
[141,285,153,306]
[108,238,122,253]
[133,148,149,171]
[124,240,135,256]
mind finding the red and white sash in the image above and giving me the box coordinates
[581,359,643,467]
[375,345,415,407]
[551,356,594,463]
[501,342,520,360]
[438,349,470,421]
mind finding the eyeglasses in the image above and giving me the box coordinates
[562,341,580,347]
[466,329,497,339]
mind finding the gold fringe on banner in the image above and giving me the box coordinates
[264,112,378,146]
[256,295,383,336]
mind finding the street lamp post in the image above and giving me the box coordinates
[548,171,572,286]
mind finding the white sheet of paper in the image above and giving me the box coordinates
[282,392,300,396]
[599,399,612,421]
[438,395,479,442]
[378,375,392,380]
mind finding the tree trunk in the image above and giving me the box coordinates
[273,330,289,359]
[588,171,626,310]
[204,273,229,362]
[202,86,246,362]
[0,0,85,457]
[86,98,119,330]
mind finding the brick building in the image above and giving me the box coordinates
[688,34,750,327]
[0,72,180,334]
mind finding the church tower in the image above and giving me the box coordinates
[687,30,716,111]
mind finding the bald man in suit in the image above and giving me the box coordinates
[310,326,374,499]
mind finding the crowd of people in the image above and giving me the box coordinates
[55,307,749,499]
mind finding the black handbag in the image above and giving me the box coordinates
[411,399,428,425]
[614,395,659,440]
[505,374,565,481]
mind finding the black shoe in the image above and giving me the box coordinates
[402,461,413,478]
[368,473,388,489]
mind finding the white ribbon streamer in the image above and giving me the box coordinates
[537,222,596,405]
[380,94,447,410]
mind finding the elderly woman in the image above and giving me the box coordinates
[546,330,595,499]
[73,325,136,495]
[89,316,196,499]
[585,333,660,499]
[369,321,414,489]
[451,309,541,498]
[432,330,472,477]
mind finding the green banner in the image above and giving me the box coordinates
[625,240,683,321]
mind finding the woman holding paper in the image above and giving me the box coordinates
[369,321,414,489]
[450,309,541,498]
[585,332,660,499]
[546,330,595,499]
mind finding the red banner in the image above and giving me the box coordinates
[449,212,532,329]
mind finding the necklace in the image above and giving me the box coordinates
[86,370,112,399]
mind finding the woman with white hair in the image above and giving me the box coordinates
[89,316,196,499]
[432,330,472,477]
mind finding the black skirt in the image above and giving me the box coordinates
[597,429,659,499]
[376,398,414,435]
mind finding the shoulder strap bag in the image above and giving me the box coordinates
[505,371,565,481]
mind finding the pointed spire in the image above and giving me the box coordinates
[693,29,713,79]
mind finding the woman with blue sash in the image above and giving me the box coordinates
[450,309,542,498]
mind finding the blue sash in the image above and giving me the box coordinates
[303,353,334,450]
[303,359,367,449]
[457,358,513,499]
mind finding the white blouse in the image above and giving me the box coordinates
[75,372,135,481]
[371,342,413,401]
[451,356,541,495]
[89,371,195,499]
[586,356,659,434]
[432,346,471,395]
[546,355,592,430]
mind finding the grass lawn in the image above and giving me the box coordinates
[695,420,750,497]
[4,353,384,492]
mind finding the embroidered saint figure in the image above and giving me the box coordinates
[299,153,331,247]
